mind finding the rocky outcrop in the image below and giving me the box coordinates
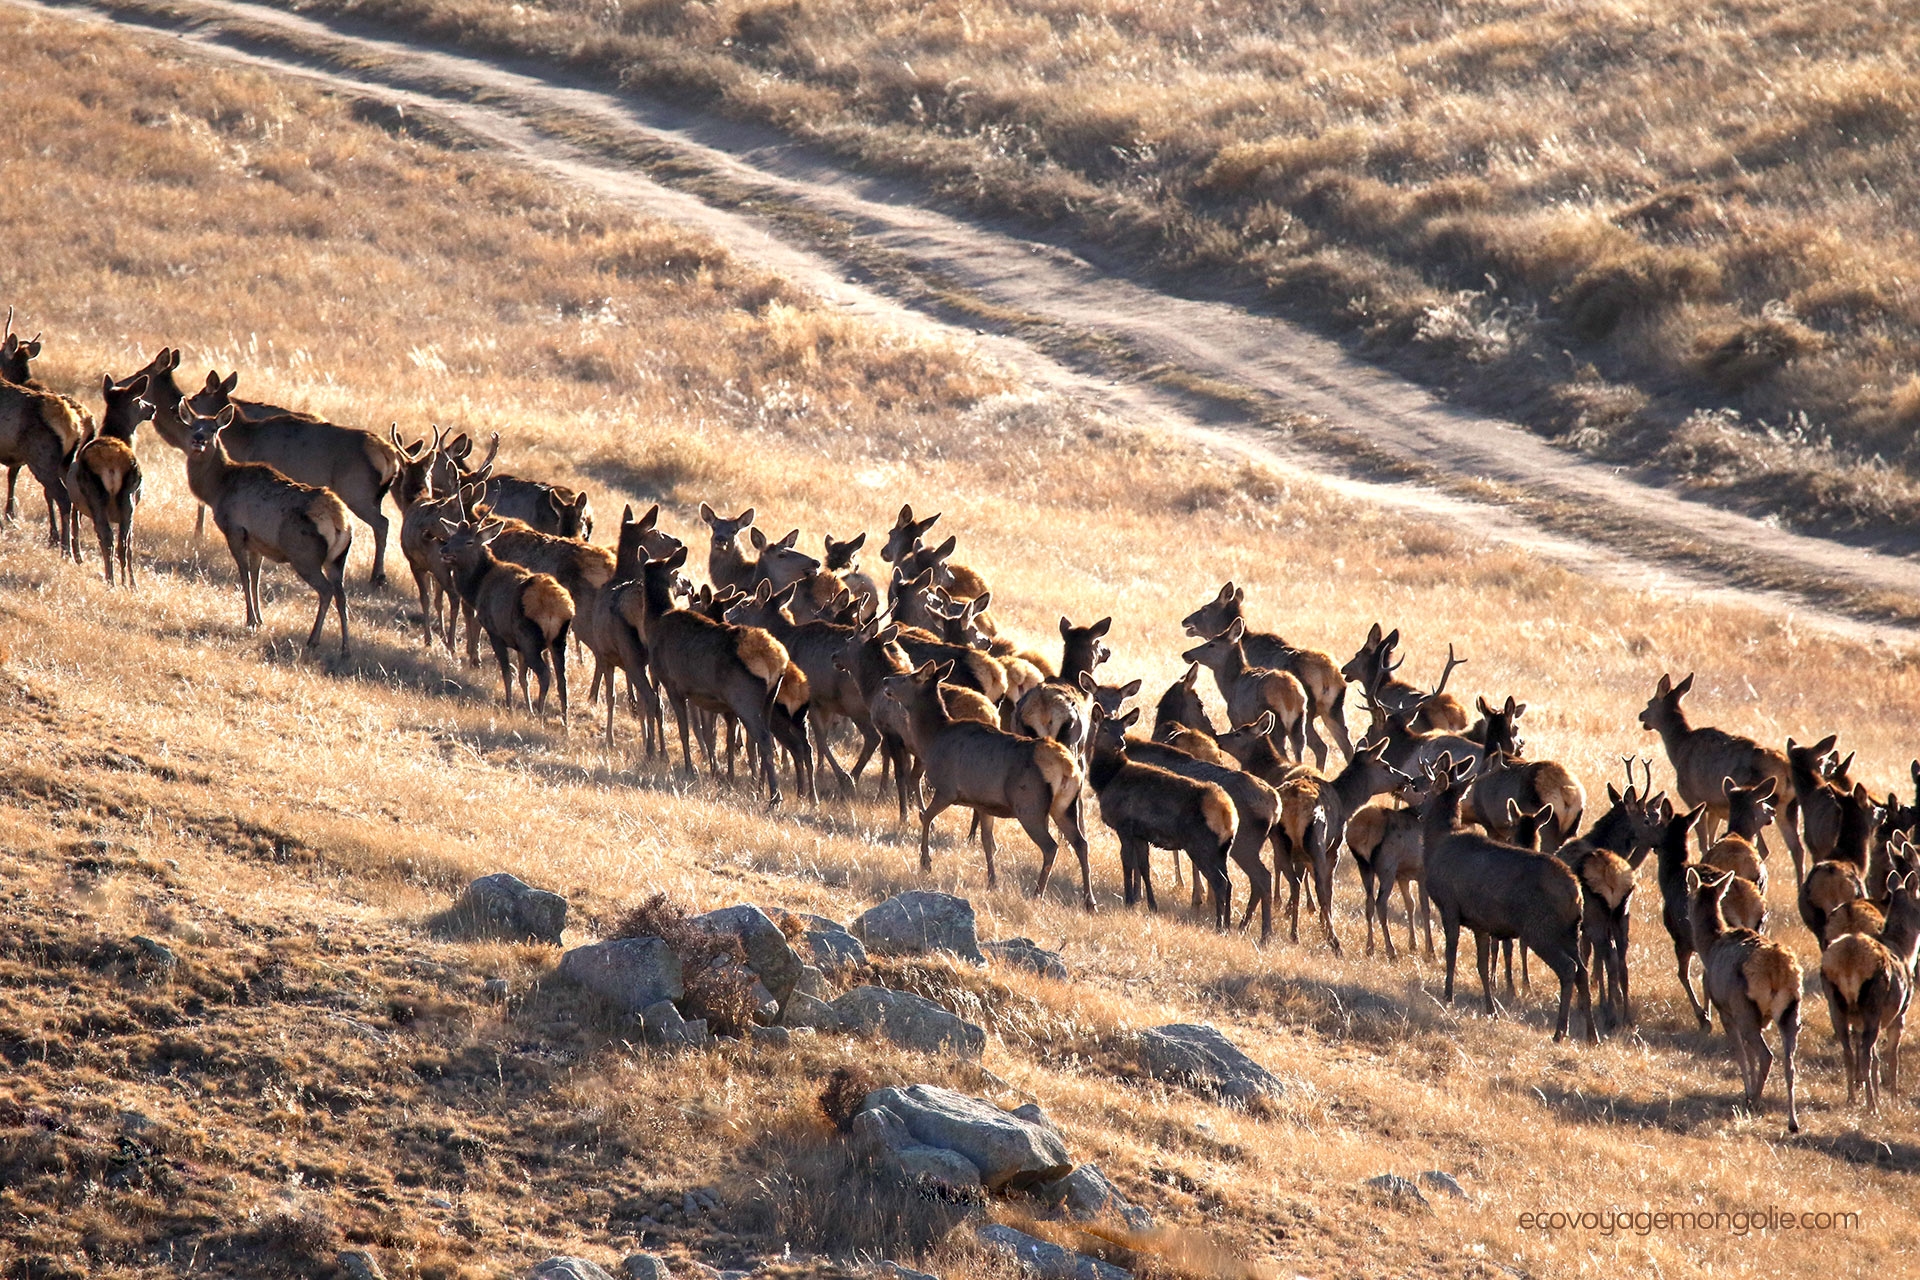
[454,873,568,945]
[1135,1024,1281,1105]
[832,987,985,1059]
[857,1085,1071,1191]
[850,892,984,965]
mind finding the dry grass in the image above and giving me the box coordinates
[4,8,1920,1279]
[227,0,1920,540]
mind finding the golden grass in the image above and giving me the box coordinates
[226,0,1920,539]
[4,8,1920,1278]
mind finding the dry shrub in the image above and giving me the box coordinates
[1555,247,1720,340]
[816,1063,878,1131]
[612,892,758,1036]
[1695,309,1824,393]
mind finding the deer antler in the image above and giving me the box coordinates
[2,306,12,343]
[477,431,501,472]
[1637,755,1655,797]
[1430,643,1467,698]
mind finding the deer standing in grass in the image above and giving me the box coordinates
[1087,706,1240,926]
[1181,583,1350,767]
[438,519,574,718]
[1822,836,1918,1111]
[1686,866,1802,1133]
[181,405,351,654]
[0,355,85,554]
[179,370,402,586]
[1181,619,1308,762]
[1014,616,1112,756]
[881,659,1092,908]
[1638,673,1801,872]
[1342,626,1471,733]
[67,372,152,586]
[1554,766,1669,1029]
[881,504,990,602]
[1271,740,1407,954]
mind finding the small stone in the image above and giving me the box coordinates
[642,1000,709,1048]
[793,964,831,999]
[975,1224,1129,1280]
[691,905,804,1001]
[621,1254,671,1280]
[456,873,569,945]
[1042,1163,1153,1232]
[484,977,511,1001]
[1420,1170,1469,1200]
[751,1024,791,1049]
[1366,1174,1430,1208]
[850,892,984,964]
[878,1263,940,1280]
[683,1191,699,1218]
[983,937,1069,980]
[528,1261,618,1280]
[340,1250,387,1280]
[132,935,178,970]
[1136,1024,1283,1105]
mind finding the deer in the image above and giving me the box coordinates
[1822,838,1919,1111]
[1460,747,1586,854]
[881,659,1091,907]
[633,546,791,805]
[1181,619,1309,762]
[1554,768,1669,1029]
[1181,583,1351,767]
[1095,705,1277,939]
[1638,673,1801,873]
[819,530,880,620]
[880,505,989,601]
[1356,683,1488,779]
[1340,626,1469,732]
[1686,867,1802,1133]
[1797,788,1882,949]
[398,448,488,653]
[1787,736,1844,872]
[440,431,591,539]
[1413,753,1596,1043]
[1,312,92,552]
[1701,778,1777,896]
[180,404,351,654]
[835,621,997,821]
[66,373,152,586]
[591,504,677,756]
[1014,616,1112,755]
[1087,706,1239,926]
[1272,740,1408,954]
[182,370,403,586]
[438,518,574,719]
[1347,794,1432,961]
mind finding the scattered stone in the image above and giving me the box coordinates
[975,1224,1130,1280]
[484,977,511,1002]
[832,987,985,1059]
[878,1263,940,1280]
[1136,1024,1282,1105]
[860,1084,1071,1191]
[692,905,803,1001]
[528,1259,618,1280]
[778,990,840,1031]
[455,873,569,945]
[1420,1170,1470,1200]
[793,964,832,999]
[851,892,985,964]
[131,935,178,971]
[677,1262,723,1280]
[620,1255,671,1280]
[1042,1163,1154,1232]
[1366,1174,1430,1208]
[804,924,869,971]
[643,999,710,1048]
[340,1250,387,1280]
[983,937,1068,980]
[751,1024,792,1049]
[851,1105,984,1194]
[560,938,685,1014]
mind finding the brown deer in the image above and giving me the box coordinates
[183,370,402,585]
[820,530,880,620]
[881,659,1091,907]
[1414,754,1597,1043]
[747,526,822,595]
[67,373,152,586]
[591,504,676,756]
[1638,673,1800,870]
[633,547,790,805]
[398,441,492,653]
[1461,749,1586,853]
[1347,795,1432,961]
[1015,616,1112,754]
[1701,779,1776,895]
[1823,838,1919,1109]
[1087,706,1239,926]
[1181,583,1351,767]
[881,505,989,600]
[1273,740,1407,954]
[1787,736,1842,876]
[181,405,351,654]
[835,621,996,820]
[438,519,573,719]
[1,312,91,552]
[1341,626,1469,732]
[1555,774,1668,1029]
[1181,620,1308,761]
[1095,705,1277,939]
[1686,867,1802,1133]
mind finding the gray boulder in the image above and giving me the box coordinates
[860,1084,1071,1191]
[983,937,1068,980]
[832,987,984,1059]
[794,913,869,970]
[793,964,832,999]
[1366,1173,1429,1208]
[456,873,568,945]
[1042,1164,1153,1232]
[528,1260,618,1280]
[850,1105,983,1194]
[643,999,709,1048]
[692,905,803,1001]
[751,1025,792,1049]
[850,892,984,965]
[877,1263,939,1280]
[559,938,683,1014]
[778,990,841,1031]
[1136,1024,1281,1105]
[339,1252,386,1280]
[975,1225,1129,1280]
[621,1256,671,1280]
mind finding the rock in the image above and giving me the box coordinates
[131,935,178,971]
[851,892,984,965]
[860,1084,1071,1191]
[779,990,840,1030]
[528,1259,618,1280]
[484,977,511,1002]
[749,980,780,1024]
[1136,1024,1282,1105]
[1011,1102,1058,1133]
[643,999,710,1048]
[456,873,569,945]
[878,1264,940,1280]
[975,1225,1130,1280]
[983,937,1068,980]
[832,987,985,1059]
[851,1105,984,1194]
[692,905,803,1001]
[560,938,684,1014]
[1043,1163,1153,1232]
[339,1251,386,1280]
[751,1024,791,1049]
[1366,1174,1429,1208]
[1420,1170,1469,1200]
[621,1255,672,1280]
[793,914,870,970]
[793,964,831,999]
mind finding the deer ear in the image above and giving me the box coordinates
[1477,695,1494,717]
[1226,618,1245,641]
[1505,798,1522,823]
[1674,673,1694,696]
[640,504,658,530]
[1366,622,1383,645]
[777,529,799,549]
[969,592,992,616]
[202,370,221,391]
[214,405,236,428]
[1121,678,1141,697]
[666,545,689,570]
[221,370,239,393]
[930,534,957,560]
[1685,866,1703,893]
[1383,628,1400,650]
[166,348,180,370]
[622,503,636,525]
[933,660,957,683]
[1252,710,1276,736]
[1090,616,1112,638]
[1078,671,1096,694]
[1723,777,1736,797]
[1060,616,1072,638]
[1655,673,1671,695]
[1120,707,1141,729]
[753,579,772,603]
[749,527,768,550]
[1607,783,1622,804]
[1182,663,1199,688]
[102,372,114,396]
[699,501,717,523]
[1756,777,1777,800]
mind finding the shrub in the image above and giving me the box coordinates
[612,893,758,1037]
[816,1064,878,1132]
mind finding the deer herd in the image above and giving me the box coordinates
[8,319,1920,1135]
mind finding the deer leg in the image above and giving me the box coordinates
[1189,853,1205,909]
[1520,944,1532,993]
[977,813,1000,889]
[1674,941,1710,1028]
[194,502,207,541]
[118,511,134,589]
[1439,909,1462,1003]
[670,693,698,776]
[1419,883,1436,958]
[3,462,17,520]
[1500,939,1516,1000]
[1612,932,1634,1028]
[1024,821,1062,903]
[1781,797,1806,886]
[1311,834,1341,955]
[302,570,334,650]
[1303,717,1329,771]
[365,504,390,588]
[551,635,568,724]
[1779,1000,1799,1133]
[918,793,954,873]
[1058,795,1094,912]
[754,717,782,808]
[1474,931,1497,1014]
[93,508,114,585]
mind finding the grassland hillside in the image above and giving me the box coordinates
[151,0,1920,543]
[4,7,1920,1280]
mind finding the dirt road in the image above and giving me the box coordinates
[16,0,1920,646]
